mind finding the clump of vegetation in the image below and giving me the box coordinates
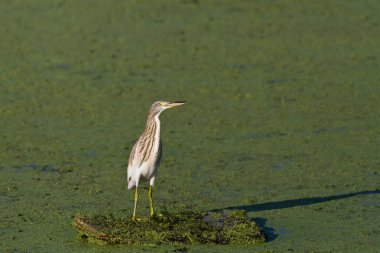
[74,209,266,246]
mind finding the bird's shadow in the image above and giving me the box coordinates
[216,190,380,242]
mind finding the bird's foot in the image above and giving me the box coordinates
[131,216,140,222]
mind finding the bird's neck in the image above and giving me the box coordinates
[145,113,161,137]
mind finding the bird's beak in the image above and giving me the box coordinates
[164,101,188,108]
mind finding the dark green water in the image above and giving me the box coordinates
[1,1,379,252]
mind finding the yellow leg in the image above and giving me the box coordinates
[148,185,155,217]
[132,187,139,221]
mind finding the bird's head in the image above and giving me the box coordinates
[149,101,188,116]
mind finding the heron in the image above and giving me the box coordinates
[127,101,187,221]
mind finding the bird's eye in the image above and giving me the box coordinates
[128,176,131,181]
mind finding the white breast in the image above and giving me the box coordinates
[136,116,161,180]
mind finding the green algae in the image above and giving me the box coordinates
[74,210,265,246]
[0,0,379,253]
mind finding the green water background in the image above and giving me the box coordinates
[0,0,379,252]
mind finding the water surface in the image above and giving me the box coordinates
[0,1,379,252]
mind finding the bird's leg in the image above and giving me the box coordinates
[148,185,155,217]
[132,187,139,221]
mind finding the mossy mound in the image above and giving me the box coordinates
[74,210,266,246]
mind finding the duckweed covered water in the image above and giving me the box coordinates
[1,0,379,252]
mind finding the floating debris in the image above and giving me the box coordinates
[74,210,266,246]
